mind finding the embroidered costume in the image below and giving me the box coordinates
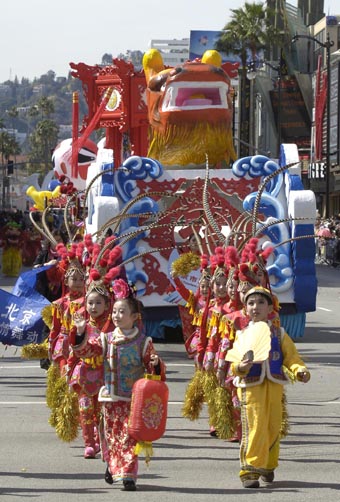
[72,325,165,483]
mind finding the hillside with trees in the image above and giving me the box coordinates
[0,50,143,165]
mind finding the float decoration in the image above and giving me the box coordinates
[67,49,317,339]
[26,185,61,211]
[142,48,238,167]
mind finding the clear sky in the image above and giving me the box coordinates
[0,0,337,83]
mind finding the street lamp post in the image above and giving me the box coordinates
[292,32,334,218]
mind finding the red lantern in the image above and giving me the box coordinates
[128,374,169,443]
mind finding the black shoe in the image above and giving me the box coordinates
[123,479,136,491]
[261,471,274,483]
[105,466,113,485]
[40,358,51,370]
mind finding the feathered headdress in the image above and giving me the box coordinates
[239,238,273,290]
[199,253,211,284]
[84,235,123,299]
[55,241,86,278]
[224,246,240,285]
[238,262,259,288]
[211,246,227,281]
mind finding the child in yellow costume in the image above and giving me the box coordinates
[230,286,310,489]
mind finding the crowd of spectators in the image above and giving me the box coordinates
[315,213,340,265]
[0,209,68,272]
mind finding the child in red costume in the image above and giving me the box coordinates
[67,275,114,459]
[172,253,211,359]
[45,243,86,435]
[48,249,85,373]
[203,247,232,372]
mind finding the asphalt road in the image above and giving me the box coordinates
[0,264,340,501]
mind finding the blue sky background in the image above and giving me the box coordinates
[0,0,337,82]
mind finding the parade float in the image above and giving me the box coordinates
[24,48,317,342]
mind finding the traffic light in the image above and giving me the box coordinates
[7,160,14,175]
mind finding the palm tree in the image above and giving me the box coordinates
[37,96,55,117]
[27,97,58,175]
[29,119,59,175]
[0,129,21,164]
[0,127,21,209]
[215,1,282,156]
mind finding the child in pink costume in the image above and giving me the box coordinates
[68,274,114,459]
[71,281,166,491]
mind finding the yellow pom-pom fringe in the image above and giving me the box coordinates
[280,390,290,438]
[182,369,205,421]
[48,374,69,429]
[202,371,218,427]
[55,386,80,442]
[46,363,61,410]
[171,252,200,278]
[134,441,153,466]
[42,305,53,329]
[209,386,235,440]
[21,338,48,360]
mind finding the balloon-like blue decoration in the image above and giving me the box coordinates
[48,179,61,191]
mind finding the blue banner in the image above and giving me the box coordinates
[0,266,51,346]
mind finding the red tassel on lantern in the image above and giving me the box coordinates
[128,374,169,464]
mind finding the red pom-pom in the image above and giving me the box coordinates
[225,246,239,267]
[108,246,122,266]
[216,252,225,267]
[260,246,274,263]
[200,253,209,270]
[84,234,93,246]
[56,243,66,252]
[105,266,121,282]
[215,246,224,255]
[89,269,101,281]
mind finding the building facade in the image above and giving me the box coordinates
[149,38,190,67]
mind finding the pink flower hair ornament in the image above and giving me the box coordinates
[111,278,131,300]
